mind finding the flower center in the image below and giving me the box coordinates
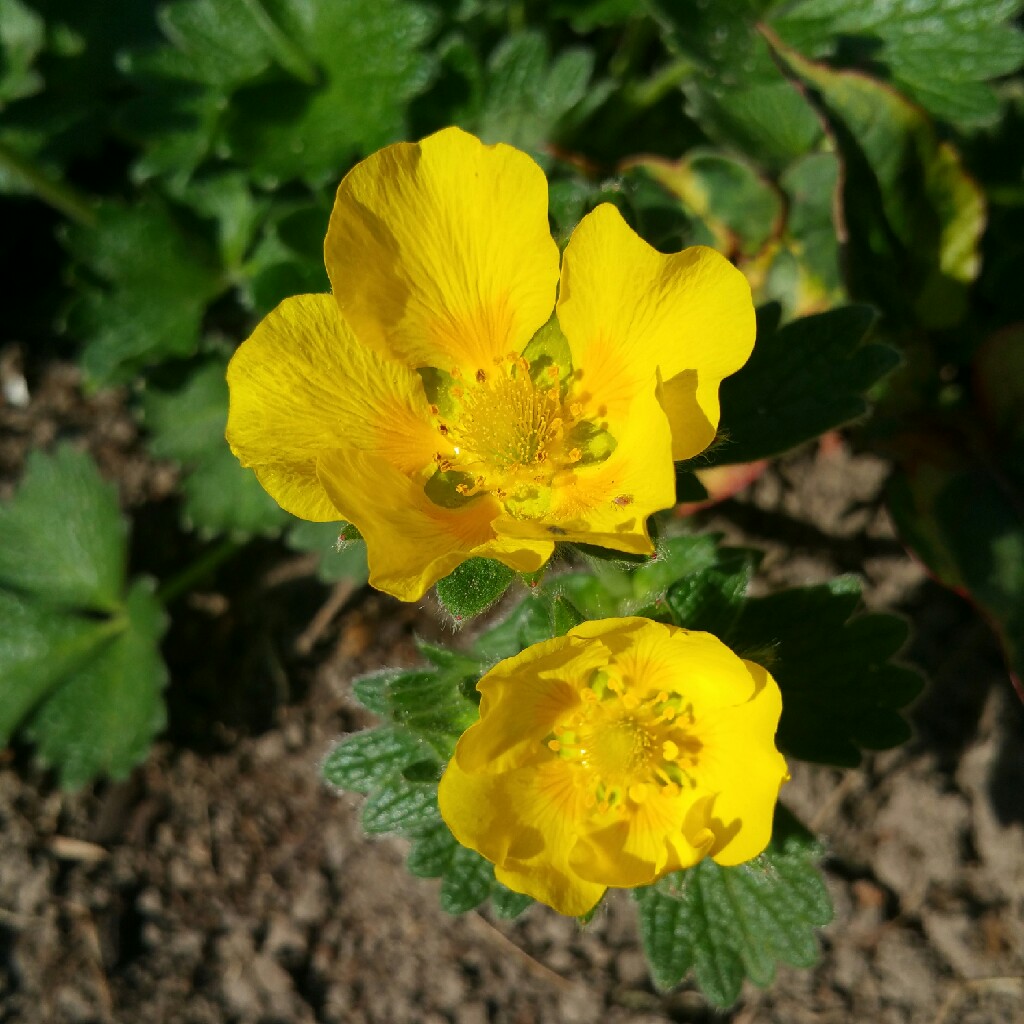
[424,353,615,517]
[544,669,702,814]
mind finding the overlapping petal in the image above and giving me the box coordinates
[558,203,756,460]
[226,294,437,521]
[325,126,560,373]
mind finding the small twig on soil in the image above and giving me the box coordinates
[932,976,1024,1024]
[808,769,862,833]
[67,902,114,1022]
[295,579,360,655]
[48,836,108,864]
[262,553,320,588]
[466,912,573,992]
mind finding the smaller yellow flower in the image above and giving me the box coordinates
[438,617,787,916]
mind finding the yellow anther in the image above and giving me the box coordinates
[628,783,650,804]
[547,739,561,752]
[621,692,640,711]
[567,448,582,463]
[570,402,583,418]
[662,740,680,761]
[581,687,599,703]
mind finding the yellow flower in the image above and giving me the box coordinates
[438,617,787,916]
[226,128,755,601]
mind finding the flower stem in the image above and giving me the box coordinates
[0,140,97,227]
[156,538,242,604]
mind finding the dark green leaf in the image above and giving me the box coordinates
[436,557,515,621]
[635,808,831,1004]
[774,0,1024,128]
[322,726,430,794]
[64,199,225,386]
[887,460,1024,691]
[665,553,755,639]
[439,844,495,914]
[361,775,442,834]
[711,304,897,466]
[351,668,408,716]
[471,594,556,662]
[731,579,923,765]
[142,358,291,538]
[0,0,45,104]
[0,444,126,612]
[26,581,169,790]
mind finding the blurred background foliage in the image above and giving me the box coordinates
[1,0,1023,780]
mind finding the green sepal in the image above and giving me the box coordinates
[436,557,516,621]
[635,808,832,1006]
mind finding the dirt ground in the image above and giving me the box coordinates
[1,358,1023,1024]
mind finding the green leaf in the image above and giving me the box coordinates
[0,444,126,612]
[769,39,987,329]
[436,557,516,621]
[635,808,832,1005]
[731,579,923,765]
[141,358,291,538]
[665,553,756,639]
[887,458,1024,692]
[471,593,556,662]
[223,0,437,184]
[709,304,898,466]
[406,819,458,877]
[774,0,1024,128]
[0,591,121,747]
[322,726,431,794]
[635,151,782,257]
[470,30,596,153]
[0,0,45,104]
[64,199,226,386]
[350,668,408,716]
[286,521,369,585]
[647,0,823,167]
[491,884,534,919]
[25,581,169,791]
[361,774,442,834]
[439,844,495,914]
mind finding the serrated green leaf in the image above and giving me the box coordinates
[223,0,437,184]
[665,554,755,639]
[407,819,458,877]
[709,304,897,466]
[322,726,430,794]
[470,30,596,153]
[142,358,290,538]
[439,844,494,914]
[774,0,1024,128]
[436,557,515,620]
[286,520,369,585]
[351,668,411,716]
[0,444,126,612]
[415,639,482,676]
[491,884,534,919]
[361,775,442,834]
[635,808,831,1005]
[64,199,226,386]
[26,581,169,791]
[647,0,822,167]
[386,672,479,746]
[731,579,923,765]
[0,591,122,746]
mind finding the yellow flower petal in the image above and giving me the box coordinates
[226,294,437,521]
[317,447,550,602]
[438,756,606,917]
[439,618,786,913]
[701,660,788,866]
[558,203,755,460]
[325,126,560,372]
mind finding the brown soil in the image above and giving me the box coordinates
[2,358,1023,1024]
